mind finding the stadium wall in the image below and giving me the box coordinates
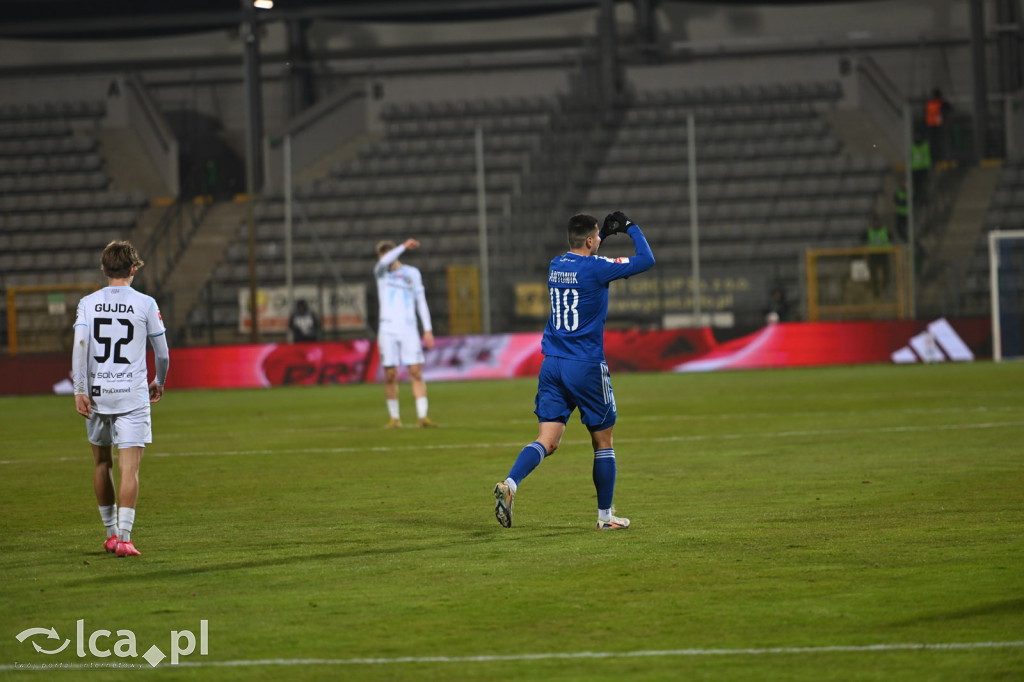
[0,0,987,144]
[0,318,991,396]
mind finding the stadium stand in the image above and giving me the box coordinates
[960,163,1024,313]
[0,100,149,289]
[184,79,892,337]
[186,95,558,337]
[566,81,888,307]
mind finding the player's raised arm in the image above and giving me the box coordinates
[374,241,406,277]
[596,211,655,283]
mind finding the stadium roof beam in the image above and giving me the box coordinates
[0,0,597,40]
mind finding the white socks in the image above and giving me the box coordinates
[389,398,429,419]
[117,507,136,543]
[99,504,118,538]
[505,477,518,494]
[598,508,612,522]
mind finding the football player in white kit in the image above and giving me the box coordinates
[72,241,169,557]
[374,238,436,428]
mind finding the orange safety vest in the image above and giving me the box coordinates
[926,98,944,127]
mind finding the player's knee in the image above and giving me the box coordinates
[93,446,113,467]
[590,421,614,443]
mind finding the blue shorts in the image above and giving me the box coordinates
[534,355,617,432]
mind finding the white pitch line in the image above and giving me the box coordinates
[175,640,1024,667]
[272,404,1021,433]
[2,420,1023,465]
[3,640,1021,671]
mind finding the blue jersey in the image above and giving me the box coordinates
[542,225,655,362]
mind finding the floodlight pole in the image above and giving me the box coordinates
[903,103,917,319]
[688,113,701,325]
[475,125,491,334]
[241,0,266,342]
[284,134,294,341]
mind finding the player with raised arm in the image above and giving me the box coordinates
[493,211,654,529]
[374,238,436,428]
[72,241,169,557]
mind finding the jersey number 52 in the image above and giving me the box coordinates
[549,287,579,332]
[93,317,134,364]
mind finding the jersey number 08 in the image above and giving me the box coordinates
[549,287,579,331]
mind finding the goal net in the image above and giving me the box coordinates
[5,284,98,355]
[804,245,911,321]
[989,230,1024,361]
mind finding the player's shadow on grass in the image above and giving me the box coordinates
[64,524,578,586]
[890,597,1024,626]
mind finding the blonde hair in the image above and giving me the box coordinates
[376,240,397,256]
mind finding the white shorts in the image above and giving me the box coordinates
[86,403,152,449]
[378,329,424,368]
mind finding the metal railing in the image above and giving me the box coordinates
[141,197,211,294]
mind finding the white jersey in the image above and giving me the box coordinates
[374,245,432,336]
[73,285,165,414]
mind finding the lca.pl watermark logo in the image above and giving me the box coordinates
[15,619,208,668]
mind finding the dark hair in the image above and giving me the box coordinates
[101,240,143,279]
[567,214,598,249]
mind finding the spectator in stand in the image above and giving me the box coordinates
[925,88,952,162]
[910,133,932,205]
[893,180,909,243]
[865,215,892,299]
[764,284,791,324]
[288,299,320,343]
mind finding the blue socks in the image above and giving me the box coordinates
[507,443,617,511]
[593,448,617,510]
[507,442,547,486]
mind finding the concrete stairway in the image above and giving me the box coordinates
[159,200,248,341]
[94,127,175,264]
[916,165,1000,316]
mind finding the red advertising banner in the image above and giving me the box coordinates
[674,318,991,372]
[0,318,992,396]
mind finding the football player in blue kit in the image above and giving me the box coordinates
[493,211,654,529]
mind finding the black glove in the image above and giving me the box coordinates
[601,211,633,239]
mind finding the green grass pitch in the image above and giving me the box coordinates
[1,362,1023,681]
